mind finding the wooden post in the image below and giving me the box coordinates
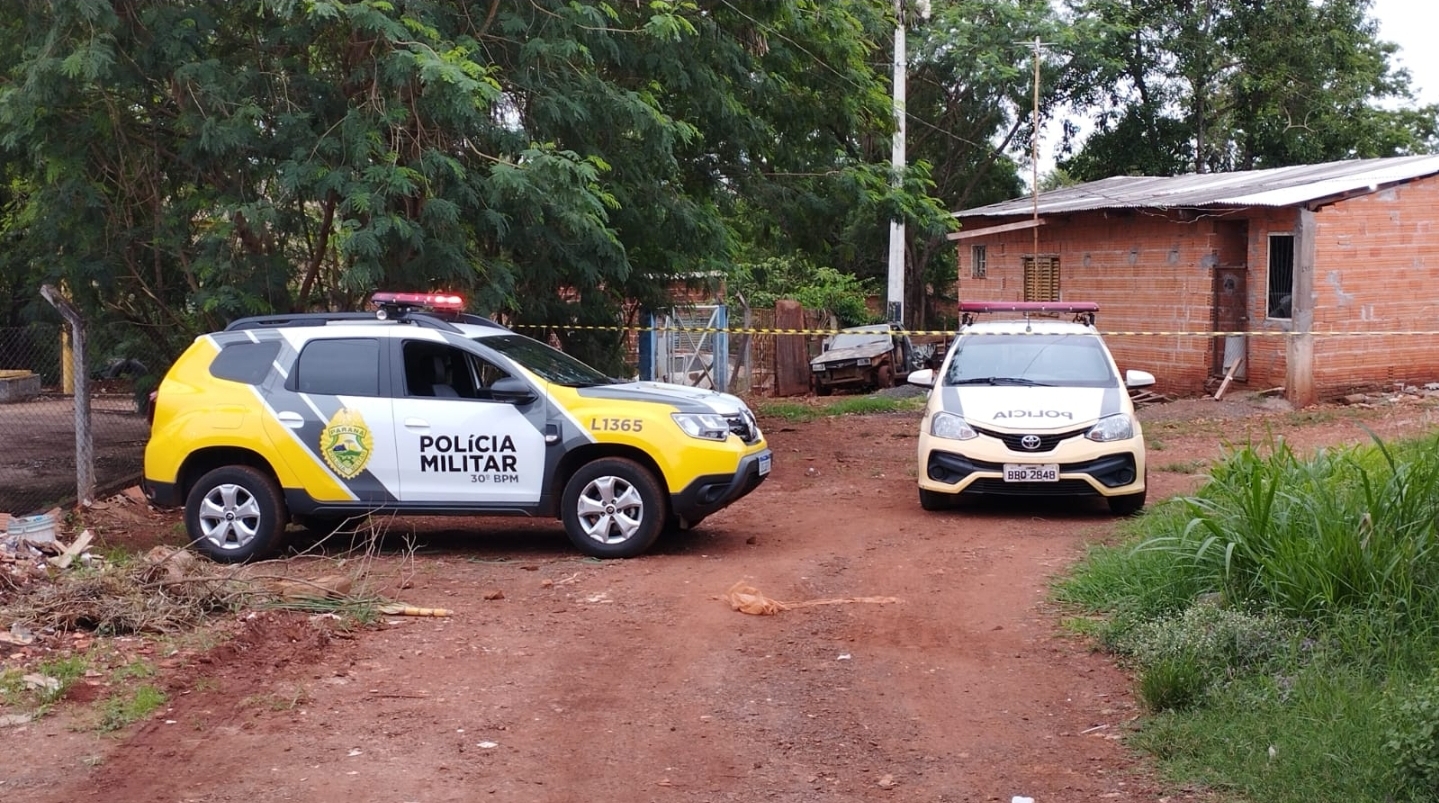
[773,300,809,397]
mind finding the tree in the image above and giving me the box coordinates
[1058,0,1438,180]
[0,0,913,370]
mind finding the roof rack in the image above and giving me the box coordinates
[959,301,1097,327]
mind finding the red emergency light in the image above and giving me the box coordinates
[371,292,465,320]
[959,301,1098,326]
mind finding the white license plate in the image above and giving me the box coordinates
[1003,463,1059,482]
[757,453,772,476]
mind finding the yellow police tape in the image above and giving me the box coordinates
[510,324,1439,338]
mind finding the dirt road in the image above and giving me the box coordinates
[7,393,1434,802]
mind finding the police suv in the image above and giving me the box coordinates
[908,302,1154,515]
[142,293,772,562]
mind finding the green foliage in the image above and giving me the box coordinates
[1386,671,1439,799]
[1061,430,1439,802]
[1137,433,1439,619]
[1060,0,1438,179]
[0,0,909,367]
[754,393,923,423]
[98,684,166,732]
[733,257,877,326]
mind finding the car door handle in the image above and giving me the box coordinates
[276,411,305,429]
[403,418,431,430]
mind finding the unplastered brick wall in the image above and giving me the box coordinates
[1306,179,1439,397]
[957,211,1231,396]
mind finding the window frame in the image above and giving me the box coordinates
[1266,233,1296,320]
[970,244,988,279]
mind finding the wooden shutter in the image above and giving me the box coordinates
[1023,256,1060,301]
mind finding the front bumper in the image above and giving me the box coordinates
[917,431,1144,499]
[670,448,772,523]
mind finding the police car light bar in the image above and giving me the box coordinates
[371,292,465,320]
[959,301,1098,326]
[959,301,1098,314]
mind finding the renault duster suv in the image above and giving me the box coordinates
[908,302,1153,515]
[143,293,771,562]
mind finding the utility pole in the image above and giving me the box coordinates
[885,0,908,325]
[886,0,929,326]
[1019,37,1053,263]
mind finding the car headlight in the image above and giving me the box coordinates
[1086,413,1135,442]
[930,411,978,441]
[673,412,731,441]
[856,357,871,366]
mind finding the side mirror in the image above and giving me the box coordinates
[1125,369,1156,389]
[907,368,935,388]
[491,376,537,404]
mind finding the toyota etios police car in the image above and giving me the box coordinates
[908,302,1154,515]
[143,293,772,562]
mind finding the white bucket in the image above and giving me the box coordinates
[7,513,57,544]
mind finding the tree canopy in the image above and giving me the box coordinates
[0,0,1431,373]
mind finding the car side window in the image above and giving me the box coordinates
[210,341,281,385]
[295,339,380,396]
[401,341,508,400]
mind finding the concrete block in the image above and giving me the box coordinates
[0,370,41,404]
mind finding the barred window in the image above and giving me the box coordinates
[1267,234,1294,319]
[971,245,987,279]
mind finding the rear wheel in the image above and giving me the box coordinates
[562,458,666,558]
[185,465,287,563]
[919,488,954,511]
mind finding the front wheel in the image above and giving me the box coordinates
[1108,490,1147,516]
[876,364,895,389]
[185,465,287,563]
[919,488,954,511]
[561,458,666,558]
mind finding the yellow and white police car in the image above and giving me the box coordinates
[143,293,772,562]
[908,302,1154,515]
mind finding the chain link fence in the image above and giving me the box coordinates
[0,316,157,516]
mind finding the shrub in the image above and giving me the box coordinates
[1386,671,1439,798]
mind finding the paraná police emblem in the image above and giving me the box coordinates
[321,407,373,479]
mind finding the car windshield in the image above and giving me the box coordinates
[942,333,1116,388]
[828,331,890,351]
[476,334,615,387]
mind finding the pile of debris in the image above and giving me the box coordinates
[2,510,97,599]
[1338,382,1439,407]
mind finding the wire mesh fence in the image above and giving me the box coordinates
[0,318,157,516]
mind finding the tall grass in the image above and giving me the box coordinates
[1057,430,1439,803]
[1136,432,1439,620]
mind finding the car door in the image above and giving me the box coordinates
[272,336,401,504]
[389,338,547,505]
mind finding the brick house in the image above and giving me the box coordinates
[950,155,1439,405]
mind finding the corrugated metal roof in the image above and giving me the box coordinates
[955,155,1439,218]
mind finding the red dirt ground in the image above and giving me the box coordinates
[4,391,1436,803]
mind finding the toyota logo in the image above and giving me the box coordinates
[1020,434,1042,450]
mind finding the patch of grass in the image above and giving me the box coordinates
[110,659,156,683]
[1058,430,1439,802]
[98,684,166,732]
[1154,459,1205,474]
[754,394,923,423]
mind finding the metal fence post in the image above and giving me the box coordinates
[40,284,95,505]
[713,304,728,393]
[639,311,655,382]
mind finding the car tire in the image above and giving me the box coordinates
[814,382,832,397]
[184,465,287,563]
[561,458,666,558]
[1108,490,1147,516]
[919,488,953,511]
[876,364,895,389]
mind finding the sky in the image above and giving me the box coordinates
[1371,0,1437,105]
